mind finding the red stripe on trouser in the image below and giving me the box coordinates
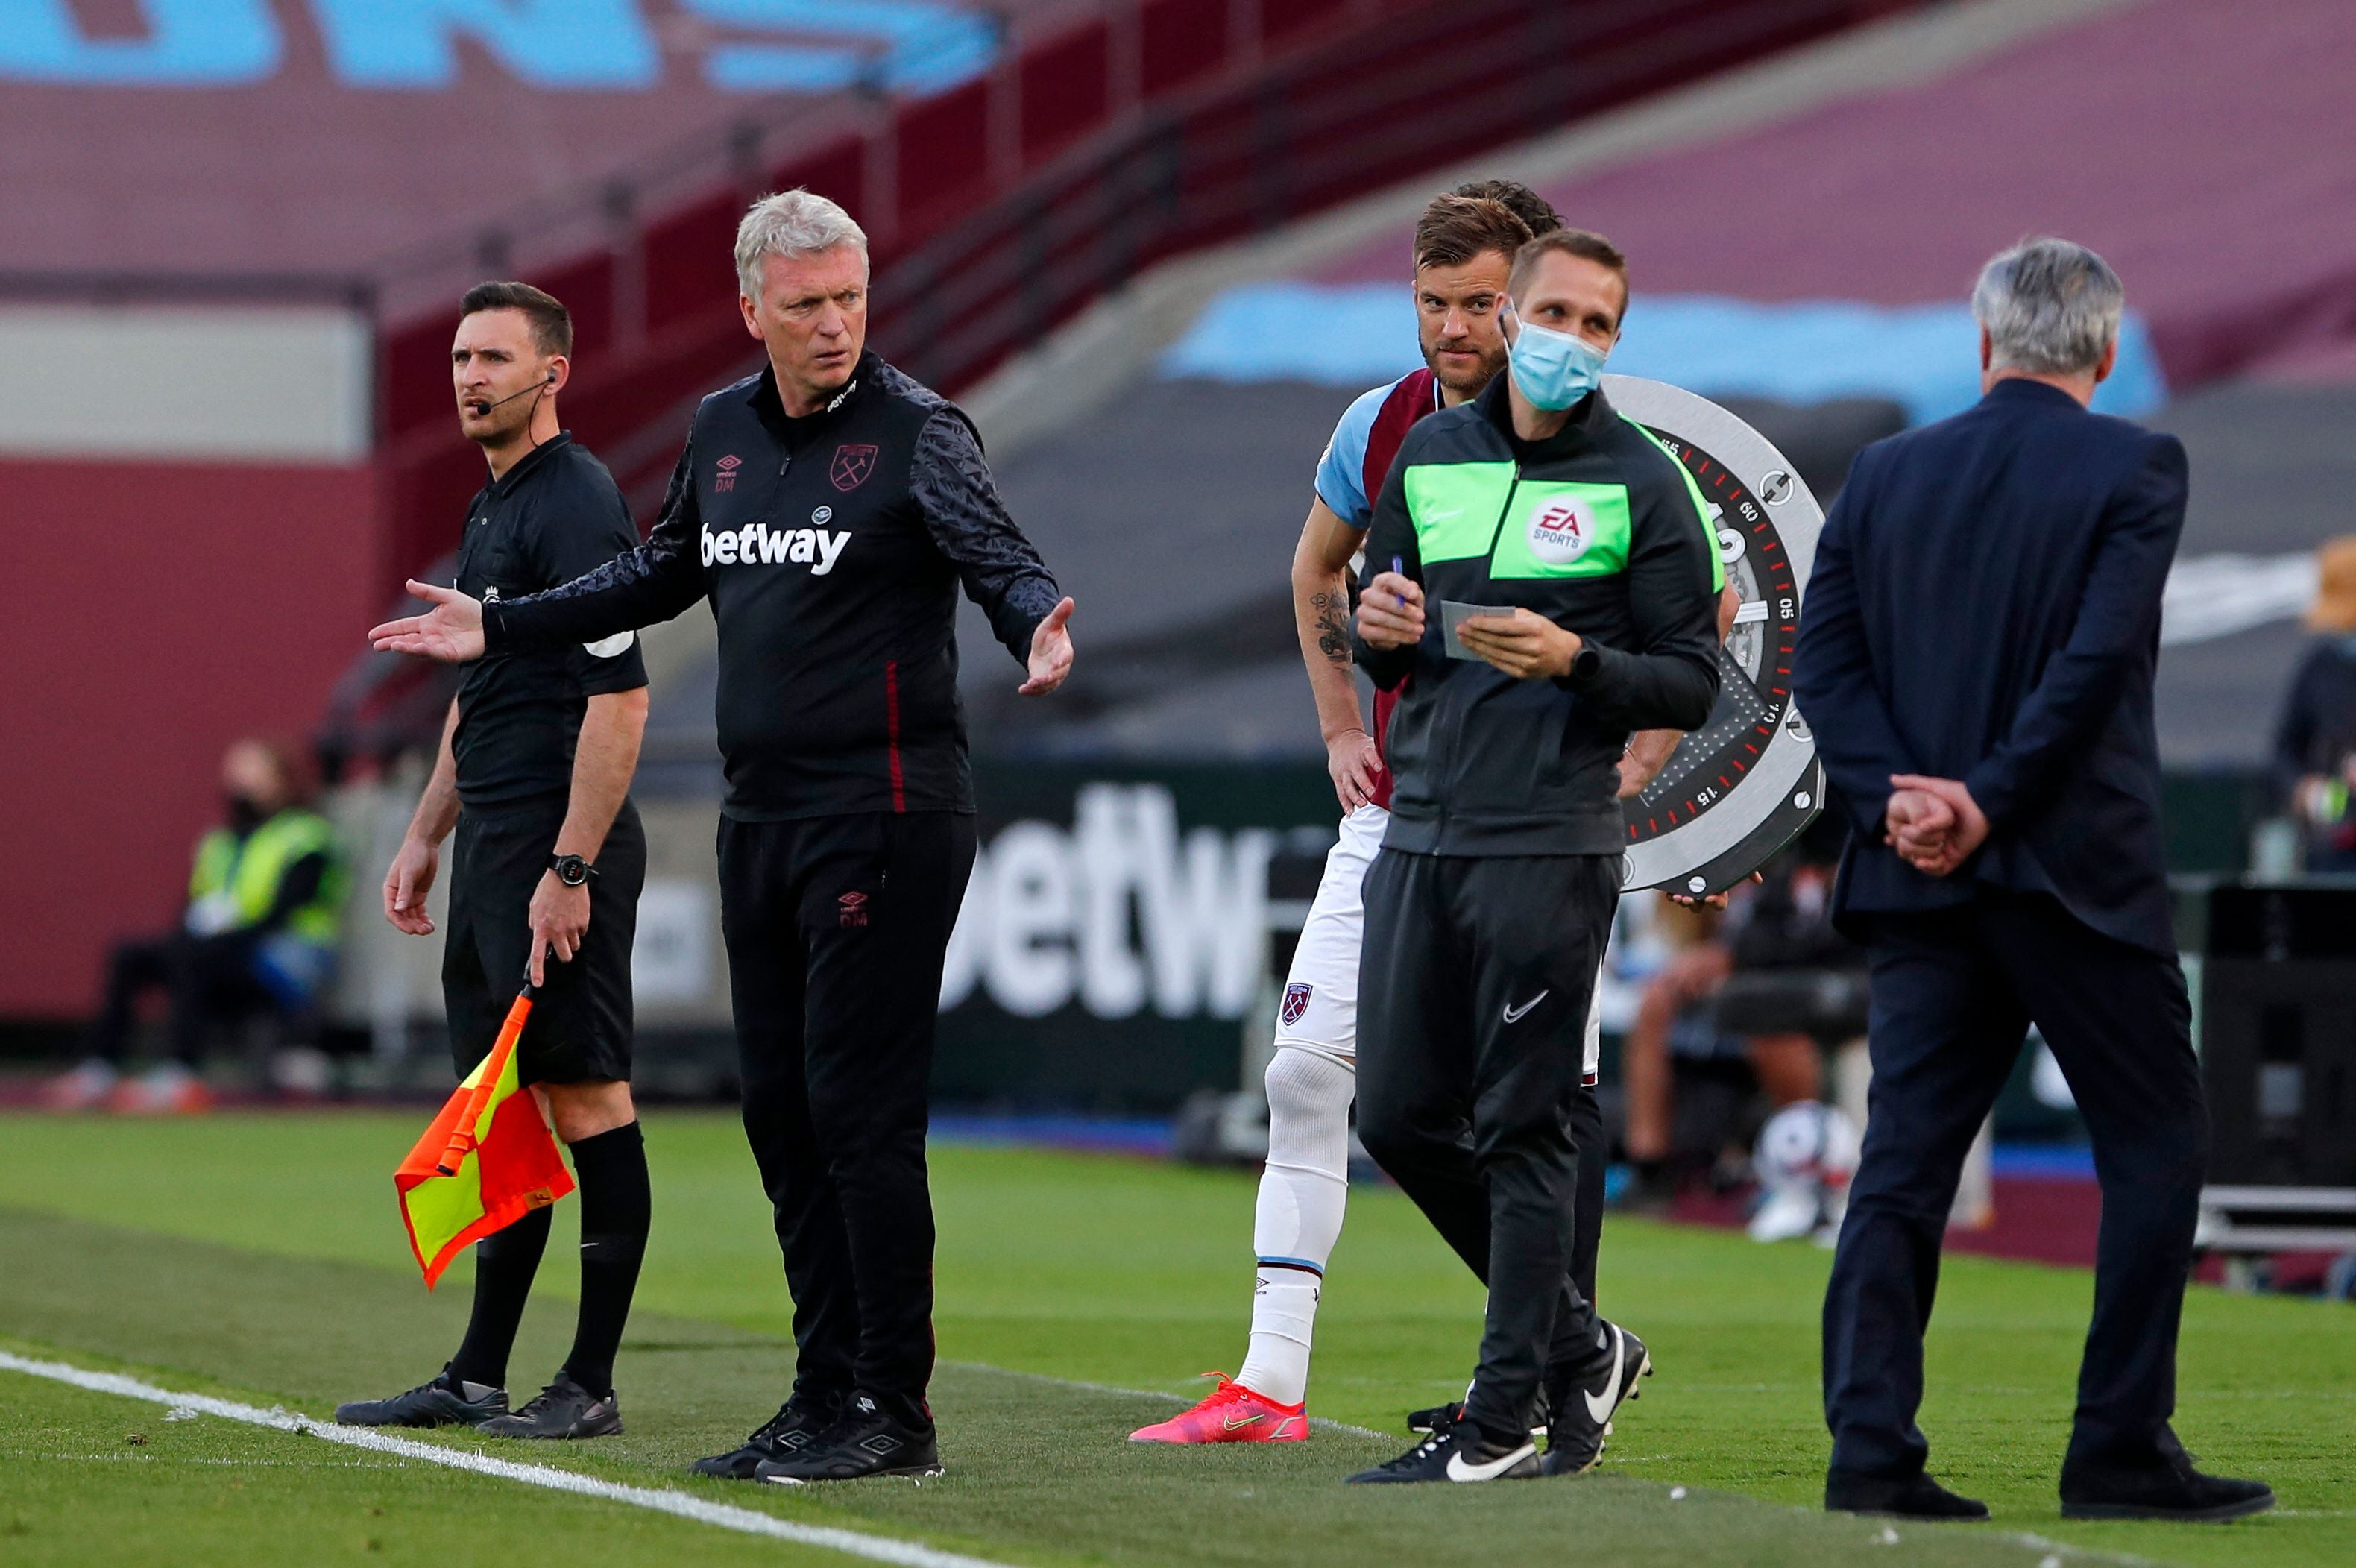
[885,660,905,812]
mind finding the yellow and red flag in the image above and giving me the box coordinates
[395,988,572,1288]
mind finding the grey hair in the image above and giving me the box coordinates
[1971,236,2123,377]
[734,189,868,298]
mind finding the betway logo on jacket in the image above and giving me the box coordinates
[700,520,851,575]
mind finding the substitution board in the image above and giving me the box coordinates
[1606,375,1826,896]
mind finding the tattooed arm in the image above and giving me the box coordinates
[1293,494,1385,812]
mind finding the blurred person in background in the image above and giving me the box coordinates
[2270,535,2356,871]
[48,737,345,1114]
[1616,820,1852,1212]
[338,280,654,1445]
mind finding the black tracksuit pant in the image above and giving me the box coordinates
[717,810,976,1426]
[1824,889,2205,1477]
[1357,847,1619,1444]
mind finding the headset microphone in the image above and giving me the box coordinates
[466,371,557,418]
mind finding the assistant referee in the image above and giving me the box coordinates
[371,192,1075,1484]
[341,282,652,1442]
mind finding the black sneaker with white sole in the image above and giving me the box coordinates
[694,1391,847,1479]
[1346,1423,1540,1484]
[757,1393,943,1483]
[1540,1320,1651,1476]
[478,1373,623,1439]
[335,1364,507,1429]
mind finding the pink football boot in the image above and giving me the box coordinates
[1130,1373,1308,1443]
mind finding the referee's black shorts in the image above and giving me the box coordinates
[444,799,645,1085]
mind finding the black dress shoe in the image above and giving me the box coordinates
[1825,1468,1990,1519]
[2061,1449,2275,1521]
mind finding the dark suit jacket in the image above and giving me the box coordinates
[1792,378,2188,955]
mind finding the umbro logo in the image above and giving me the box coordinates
[838,890,869,929]
[714,453,743,493]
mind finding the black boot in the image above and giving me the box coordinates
[756,1392,943,1483]
[2061,1439,2273,1521]
[692,1390,848,1479]
[1825,1467,1989,1520]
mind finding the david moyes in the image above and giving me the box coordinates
[371,189,1077,1483]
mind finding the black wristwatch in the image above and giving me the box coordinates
[549,853,598,887]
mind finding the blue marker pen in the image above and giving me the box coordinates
[1391,555,1405,608]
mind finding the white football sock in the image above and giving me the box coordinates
[1236,1046,1354,1406]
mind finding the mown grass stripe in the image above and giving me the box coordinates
[0,1350,1017,1568]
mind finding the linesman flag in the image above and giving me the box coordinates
[396,982,572,1288]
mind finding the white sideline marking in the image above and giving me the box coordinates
[0,1351,1015,1568]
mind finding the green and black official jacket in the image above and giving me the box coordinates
[1355,375,1724,857]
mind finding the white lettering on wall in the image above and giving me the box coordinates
[941,783,1276,1021]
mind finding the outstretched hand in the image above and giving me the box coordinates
[370,580,488,664]
[1021,596,1076,695]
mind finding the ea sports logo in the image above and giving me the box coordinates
[1528,497,1596,565]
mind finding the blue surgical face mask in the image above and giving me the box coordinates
[1506,312,1608,410]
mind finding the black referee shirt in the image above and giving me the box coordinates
[452,432,649,811]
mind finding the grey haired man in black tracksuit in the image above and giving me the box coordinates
[1346,230,1722,1484]
[371,190,1075,1486]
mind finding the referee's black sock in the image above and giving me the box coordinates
[561,1121,650,1400]
[449,1202,551,1391]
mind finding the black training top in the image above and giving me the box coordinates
[1355,377,1722,857]
[479,352,1060,821]
[452,432,650,811]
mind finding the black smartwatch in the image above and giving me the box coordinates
[549,853,597,887]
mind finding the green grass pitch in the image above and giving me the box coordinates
[0,1109,2347,1567]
